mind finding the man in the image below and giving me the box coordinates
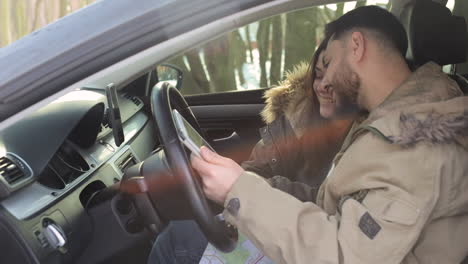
[150,52,354,263]
[192,6,468,263]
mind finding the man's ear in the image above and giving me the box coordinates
[349,31,365,62]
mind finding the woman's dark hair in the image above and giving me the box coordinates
[309,36,329,84]
[298,36,354,183]
[305,35,331,123]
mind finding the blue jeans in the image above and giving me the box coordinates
[148,220,208,264]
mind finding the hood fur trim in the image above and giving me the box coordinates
[363,63,468,149]
[261,62,318,137]
[388,111,468,148]
[368,62,462,123]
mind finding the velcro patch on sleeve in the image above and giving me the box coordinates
[359,212,381,240]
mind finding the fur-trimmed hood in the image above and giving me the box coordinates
[261,62,319,137]
[364,62,468,149]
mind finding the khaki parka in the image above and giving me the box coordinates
[223,62,468,263]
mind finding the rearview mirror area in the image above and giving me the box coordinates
[156,64,183,90]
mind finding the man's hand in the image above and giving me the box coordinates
[191,146,244,204]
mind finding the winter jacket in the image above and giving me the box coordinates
[223,62,468,263]
[241,62,353,202]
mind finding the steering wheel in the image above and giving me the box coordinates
[150,82,238,252]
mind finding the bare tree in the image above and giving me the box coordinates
[11,1,28,41]
[1,0,12,47]
[60,0,68,17]
[31,0,44,33]
[284,8,318,73]
[355,1,367,8]
[165,55,204,95]
[186,50,212,94]
[230,30,247,86]
[245,25,255,63]
[203,35,237,92]
[257,18,271,88]
[335,3,345,18]
[270,16,283,86]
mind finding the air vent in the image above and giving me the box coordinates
[123,94,142,106]
[0,156,27,185]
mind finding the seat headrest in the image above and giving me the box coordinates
[400,0,468,66]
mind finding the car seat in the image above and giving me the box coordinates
[398,1,468,263]
[398,0,468,94]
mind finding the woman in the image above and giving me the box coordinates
[148,38,356,264]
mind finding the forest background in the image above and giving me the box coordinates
[1,0,466,95]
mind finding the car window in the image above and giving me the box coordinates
[0,0,97,48]
[162,0,390,96]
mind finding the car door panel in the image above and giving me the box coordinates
[186,89,268,163]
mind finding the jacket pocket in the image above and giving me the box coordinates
[363,191,420,226]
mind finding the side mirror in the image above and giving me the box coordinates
[155,64,183,90]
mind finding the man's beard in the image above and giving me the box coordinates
[331,60,361,117]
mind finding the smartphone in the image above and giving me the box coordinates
[172,109,214,157]
[105,83,125,147]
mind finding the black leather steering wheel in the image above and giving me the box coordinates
[150,82,237,253]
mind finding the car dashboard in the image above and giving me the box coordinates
[0,87,158,263]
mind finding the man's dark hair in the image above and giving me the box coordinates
[325,6,408,56]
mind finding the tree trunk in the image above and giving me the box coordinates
[203,35,236,93]
[165,55,202,95]
[13,0,28,40]
[60,0,68,17]
[270,15,283,86]
[245,25,254,63]
[0,0,12,47]
[322,5,335,21]
[37,0,47,29]
[257,18,271,88]
[335,3,345,18]
[81,0,88,7]
[230,30,247,86]
[284,8,317,73]
[355,1,367,8]
[10,1,19,41]
[186,50,212,94]
[70,0,81,11]
[45,0,53,23]
[31,0,44,32]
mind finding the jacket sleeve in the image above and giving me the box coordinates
[241,139,318,202]
[223,140,440,264]
[266,176,318,202]
[241,139,275,178]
